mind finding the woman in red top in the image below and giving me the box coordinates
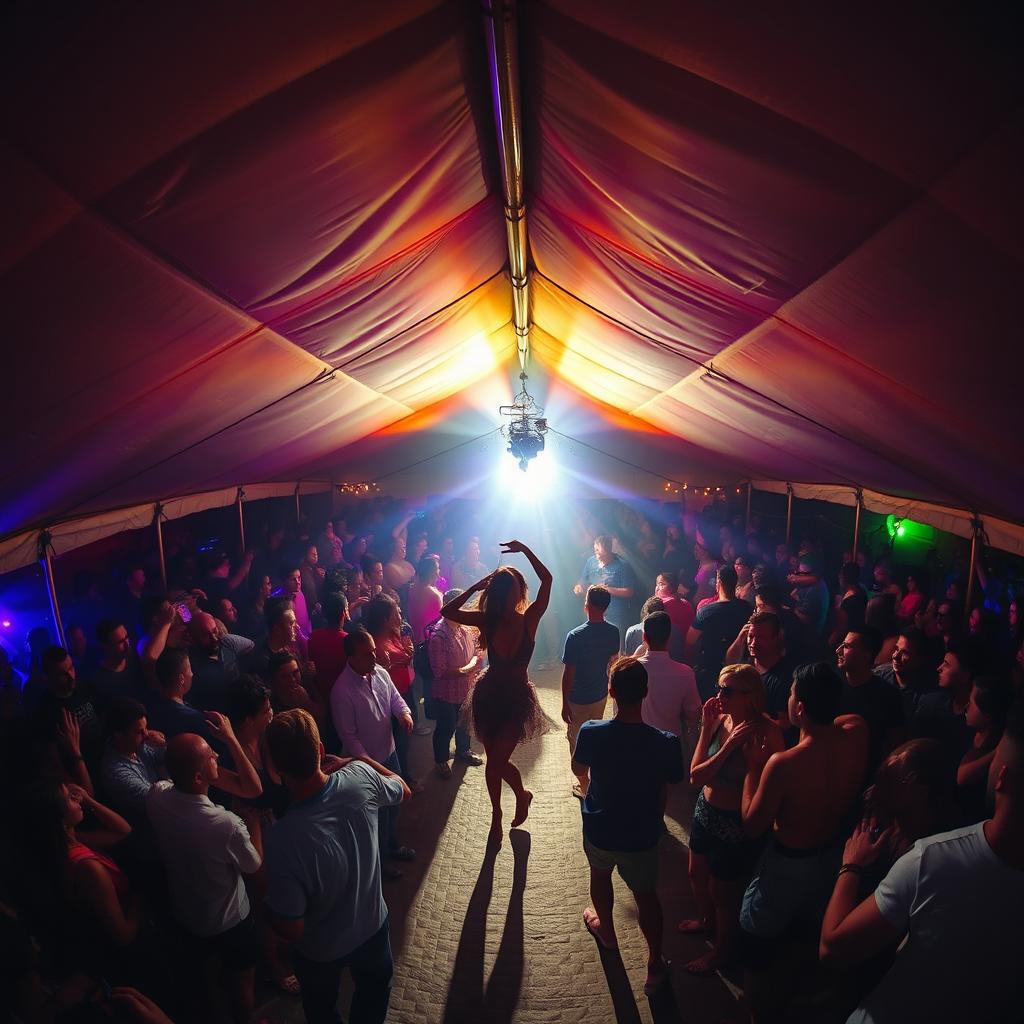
[21,778,162,994]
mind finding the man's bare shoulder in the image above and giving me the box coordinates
[772,737,814,769]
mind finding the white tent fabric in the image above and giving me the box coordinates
[1,1,1021,572]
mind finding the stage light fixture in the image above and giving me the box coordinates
[500,373,548,472]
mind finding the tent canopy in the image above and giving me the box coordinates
[2,0,1022,570]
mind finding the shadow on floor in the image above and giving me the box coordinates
[386,739,473,961]
[588,925,689,1024]
[442,828,531,1024]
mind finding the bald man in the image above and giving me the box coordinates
[147,722,263,1024]
[187,612,253,714]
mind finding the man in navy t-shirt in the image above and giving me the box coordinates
[561,585,621,799]
[572,655,684,996]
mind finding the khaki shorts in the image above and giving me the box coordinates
[567,697,608,754]
[583,836,660,894]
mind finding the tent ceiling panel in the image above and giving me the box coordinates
[929,114,1024,263]
[0,211,324,460]
[530,204,770,363]
[0,1,446,201]
[1,326,332,533]
[542,0,1024,185]
[0,142,81,276]
[110,374,411,507]
[528,3,916,316]
[684,319,1019,520]
[97,10,494,314]
[339,289,514,408]
[531,279,692,399]
[777,196,1024,462]
[251,197,507,367]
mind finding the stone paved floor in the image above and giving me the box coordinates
[257,670,744,1023]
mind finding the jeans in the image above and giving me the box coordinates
[377,751,401,856]
[291,917,394,1024]
[432,698,470,763]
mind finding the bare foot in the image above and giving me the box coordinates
[583,907,618,950]
[684,949,726,975]
[676,917,711,934]
[511,789,533,827]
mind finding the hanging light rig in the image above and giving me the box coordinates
[500,372,548,471]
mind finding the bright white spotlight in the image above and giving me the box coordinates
[497,448,555,498]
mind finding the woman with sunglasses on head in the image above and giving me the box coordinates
[677,663,784,974]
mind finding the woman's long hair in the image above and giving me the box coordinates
[478,567,528,650]
[20,779,72,876]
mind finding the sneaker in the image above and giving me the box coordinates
[435,761,453,779]
[454,751,483,766]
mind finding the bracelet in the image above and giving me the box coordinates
[838,863,864,878]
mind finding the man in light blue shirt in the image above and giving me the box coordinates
[100,695,167,824]
[264,708,408,1024]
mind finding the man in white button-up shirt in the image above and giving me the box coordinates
[147,720,262,1024]
[637,611,701,746]
[331,627,414,877]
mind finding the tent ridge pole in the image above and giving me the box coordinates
[483,0,532,369]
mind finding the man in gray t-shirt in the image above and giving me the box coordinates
[264,708,408,1024]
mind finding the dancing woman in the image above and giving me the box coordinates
[441,540,552,845]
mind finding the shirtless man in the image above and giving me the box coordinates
[739,662,868,1023]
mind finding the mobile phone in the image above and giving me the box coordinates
[176,602,192,623]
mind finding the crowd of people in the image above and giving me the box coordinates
[0,493,1021,1024]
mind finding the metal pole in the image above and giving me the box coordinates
[965,516,981,623]
[38,531,66,647]
[483,0,531,369]
[785,483,794,546]
[852,489,863,563]
[154,503,167,591]
[745,481,753,531]
[294,484,302,526]
[236,487,246,553]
